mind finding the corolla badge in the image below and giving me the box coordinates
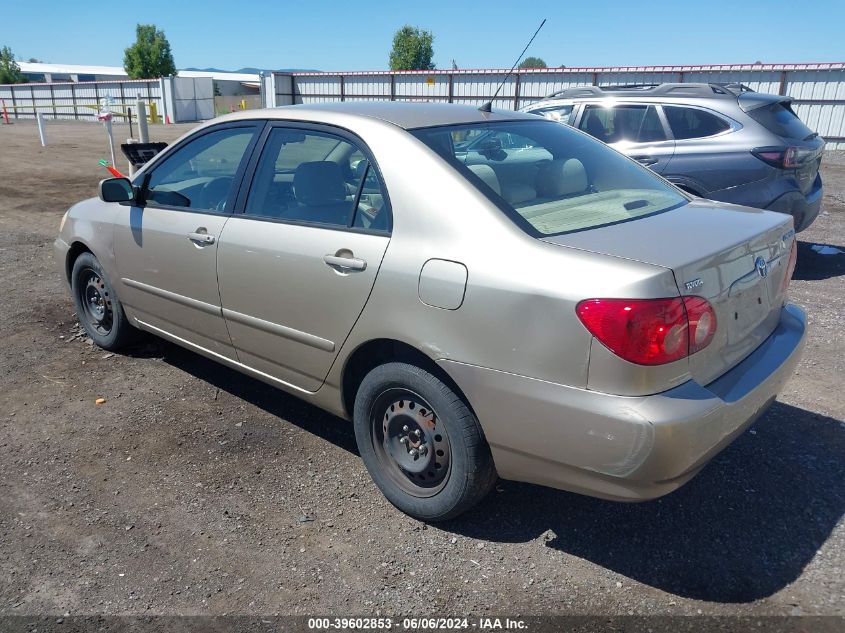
[684,278,704,291]
[755,256,769,278]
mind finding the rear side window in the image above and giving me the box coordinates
[579,105,666,143]
[747,101,815,140]
[244,127,388,231]
[664,106,731,140]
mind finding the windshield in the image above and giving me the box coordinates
[411,120,687,236]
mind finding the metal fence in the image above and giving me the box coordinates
[0,79,162,121]
[264,63,845,149]
[0,76,215,124]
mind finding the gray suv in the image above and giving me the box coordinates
[520,83,824,231]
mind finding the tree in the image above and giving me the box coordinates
[123,24,176,79]
[0,46,25,84]
[389,26,435,71]
[518,56,547,69]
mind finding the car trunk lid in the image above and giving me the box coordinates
[544,201,795,385]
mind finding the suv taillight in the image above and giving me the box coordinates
[751,146,800,169]
[576,297,717,366]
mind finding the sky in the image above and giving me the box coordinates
[2,0,844,72]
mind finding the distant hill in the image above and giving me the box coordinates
[184,67,321,75]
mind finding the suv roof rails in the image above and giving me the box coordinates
[545,82,756,100]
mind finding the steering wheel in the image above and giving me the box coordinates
[198,177,233,212]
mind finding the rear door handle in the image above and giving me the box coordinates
[632,155,658,166]
[323,254,367,271]
[187,231,215,245]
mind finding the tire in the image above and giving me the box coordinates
[70,252,137,350]
[353,362,497,521]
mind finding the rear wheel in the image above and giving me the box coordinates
[353,362,496,521]
[71,252,137,350]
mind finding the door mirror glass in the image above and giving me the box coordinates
[99,177,135,203]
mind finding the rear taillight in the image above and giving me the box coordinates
[576,296,717,366]
[752,146,800,169]
[781,239,798,294]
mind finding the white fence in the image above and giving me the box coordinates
[0,79,162,121]
[0,76,215,124]
[264,63,845,149]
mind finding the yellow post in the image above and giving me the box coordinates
[240,99,247,110]
[149,102,159,124]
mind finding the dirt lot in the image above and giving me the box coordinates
[1,120,843,619]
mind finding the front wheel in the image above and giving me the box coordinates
[353,362,497,521]
[71,252,137,350]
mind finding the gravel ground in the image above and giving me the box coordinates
[0,120,843,619]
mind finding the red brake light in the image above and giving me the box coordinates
[781,239,798,294]
[576,297,717,366]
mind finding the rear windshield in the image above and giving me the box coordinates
[411,120,687,236]
[748,101,815,140]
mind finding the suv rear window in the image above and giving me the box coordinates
[747,101,815,140]
[664,106,731,139]
[411,120,686,237]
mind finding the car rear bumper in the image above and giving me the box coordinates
[439,304,806,501]
[765,173,823,232]
[711,172,822,232]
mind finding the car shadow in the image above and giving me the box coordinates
[158,341,360,454]
[445,401,845,603]
[794,240,845,281]
[148,343,844,604]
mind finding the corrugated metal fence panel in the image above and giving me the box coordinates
[395,73,449,99]
[345,75,391,98]
[0,79,162,120]
[274,65,845,146]
[519,72,594,106]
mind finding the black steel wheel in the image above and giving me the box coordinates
[70,252,137,350]
[354,362,497,521]
[372,388,452,497]
[76,266,114,336]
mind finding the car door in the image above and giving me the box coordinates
[576,103,675,174]
[113,122,261,359]
[216,124,391,392]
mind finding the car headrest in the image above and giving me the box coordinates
[536,159,589,198]
[467,164,501,196]
[294,161,347,205]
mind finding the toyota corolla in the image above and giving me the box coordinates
[55,102,805,521]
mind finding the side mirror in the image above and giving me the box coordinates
[99,178,135,203]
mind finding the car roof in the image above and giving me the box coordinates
[216,101,535,130]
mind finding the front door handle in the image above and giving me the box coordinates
[323,254,367,271]
[632,155,658,166]
[187,231,215,245]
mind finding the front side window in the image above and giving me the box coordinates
[244,127,388,230]
[412,119,686,236]
[579,105,666,144]
[145,126,256,212]
[664,106,731,140]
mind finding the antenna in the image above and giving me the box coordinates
[479,19,546,113]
